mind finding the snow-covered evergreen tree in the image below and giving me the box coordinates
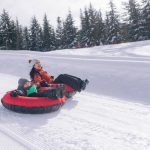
[141,0,150,40]
[16,19,23,50]
[9,20,17,50]
[49,27,56,50]
[79,8,90,47]
[125,0,143,41]
[43,14,50,50]
[62,11,77,49]
[106,0,122,44]
[29,16,43,51]
[93,10,105,45]
[80,4,107,47]
[0,10,15,49]
[56,17,63,49]
[88,4,97,46]
[104,12,110,44]
[22,27,30,50]
[43,14,56,50]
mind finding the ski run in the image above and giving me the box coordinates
[0,40,150,150]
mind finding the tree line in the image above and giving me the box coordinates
[0,0,150,51]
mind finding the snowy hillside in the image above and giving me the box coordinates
[0,40,150,150]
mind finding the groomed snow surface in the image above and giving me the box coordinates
[0,40,150,150]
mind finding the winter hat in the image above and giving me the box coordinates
[29,59,40,67]
[17,78,29,90]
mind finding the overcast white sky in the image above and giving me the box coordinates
[0,0,142,28]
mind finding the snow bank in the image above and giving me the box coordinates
[48,40,150,58]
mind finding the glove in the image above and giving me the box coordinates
[40,81,49,87]
[10,90,18,97]
[10,90,25,97]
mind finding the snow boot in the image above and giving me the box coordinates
[55,84,65,98]
[80,79,89,91]
[46,84,65,99]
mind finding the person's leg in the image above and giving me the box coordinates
[54,74,80,91]
[37,85,64,99]
[54,74,64,83]
[54,74,89,92]
[64,74,89,91]
[63,74,82,81]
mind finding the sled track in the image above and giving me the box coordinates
[0,125,41,150]
[60,93,150,150]
[0,92,150,150]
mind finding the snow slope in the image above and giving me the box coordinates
[0,40,150,150]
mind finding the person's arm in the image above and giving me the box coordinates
[33,74,43,83]
[10,90,25,97]
[40,81,49,87]
[32,74,50,87]
[41,71,54,84]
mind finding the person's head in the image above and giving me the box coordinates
[29,59,42,80]
[23,81,32,88]
[29,59,42,71]
[17,78,31,90]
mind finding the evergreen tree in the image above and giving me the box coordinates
[10,20,17,50]
[30,16,43,51]
[120,22,130,43]
[125,0,142,41]
[80,4,105,47]
[0,10,14,49]
[88,3,97,46]
[141,0,150,39]
[62,11,77,48]
[104,12,110,44]
[50,27,56,50]
[22,27,30,50]
[16,19,23,50]
[106,0,122,44]
[43,14,56,51]
[93,10,105,45]
[43,14,50,50]
[79,8,90,47]
[56,17,63,49]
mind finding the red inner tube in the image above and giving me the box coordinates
[1,84,75,107]
[1,92,66,107]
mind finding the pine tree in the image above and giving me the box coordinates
[125,0,142,41]
[50,27,56,50]
[10,20,17,50]
[141,0,150,39]
[30,16,43,51]
[43,14,50,51]
[43,14,56,51]
[56,17,63,49]
[106,0,122,44]
[16,19,23,50]
[0,10,14,49]
[104,12,110,44]
[80,4,105,47]
[22,27,30,50]
[62,11,77,49]
[88,3,97,46]
[93,10,105,45]
[79,8,90,47]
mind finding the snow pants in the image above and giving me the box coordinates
[54,74,83,92]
